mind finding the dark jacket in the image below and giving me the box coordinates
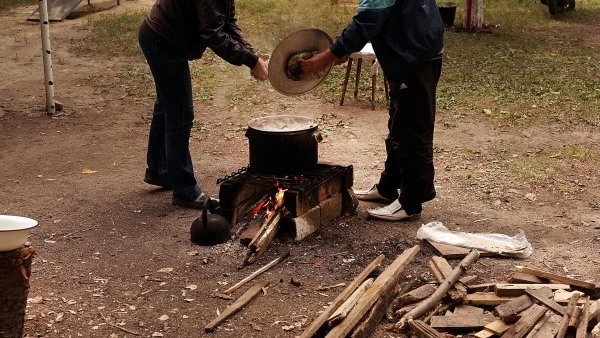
[330,0,444,83]
[142,0,258,68]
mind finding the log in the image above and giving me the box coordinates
[524,287,566,316]
[429,256,468,301]
[395,250,480,330]
[204,280,269,332]
[430,313,496,330]
[575,297,590,338]
[464,292,514,306]
[516,266,596,290]
[350,282,401,338]
[408,319,445,338]
[325,245,420,338]
[494,295,533,322]
[242,208,283,266]
[568,306,582,333]
[494,283,570,297]
[387,277,417,320]
[556,292,581,338]
[299,254,385,338]
[328,278,374,326]
[223,251,289,294]
[507,272,547,284]
[393,284,436,309]
[502,304,548,338]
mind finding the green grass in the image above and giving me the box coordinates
[0,0,35,11]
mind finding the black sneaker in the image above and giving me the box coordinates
[172,193,208,209]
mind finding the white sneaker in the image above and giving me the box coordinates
[353,184,392,202]
[367,199,421,221]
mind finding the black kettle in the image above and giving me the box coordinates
[190,198,231,246]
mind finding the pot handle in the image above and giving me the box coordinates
[313,131,323,143]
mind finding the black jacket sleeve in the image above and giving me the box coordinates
[196,0,259,68]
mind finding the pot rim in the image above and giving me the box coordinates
[247,115,319,134]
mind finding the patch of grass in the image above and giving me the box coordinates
[70,10,146,58]
[0,0,35,11]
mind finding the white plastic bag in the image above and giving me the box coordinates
[416,221,533,258]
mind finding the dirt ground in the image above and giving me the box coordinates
[1,1,599,337]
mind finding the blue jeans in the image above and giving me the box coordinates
[138,30,202,201]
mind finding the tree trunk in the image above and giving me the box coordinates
[463,0,484,32]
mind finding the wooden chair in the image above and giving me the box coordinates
[340,43,389,110]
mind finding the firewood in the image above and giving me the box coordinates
[556,292,581,338]
[452,305,484,316]
[464,292,514,306]
[482,319,512,335]
[408,319,445,338]
[328,278,374,326]
[473,329,495,338]
[325,245,420,338]
[429,256,468,301]
[467,283,497,292]
[395,250,480,330]
[494,283,570,297]
[223,251,289,294]
[516,266,596,290]
[507,272,547,284]
[299,254,385,338]
[204,280,269,332]
[430,313,496,330]
[525,310,552,338]
[588,300,600,330]
[460,275,479,285]
[568,306,582,333]
[242,208,283,266]
[524,287,566,316]
[350,283,402,338]
[501,304,548,338]
[494,295,534,323]
[593,322,600,338]
[395,301,422,318]
[575,297,590,338]
[386,277,417,320]
[533,313,562,338]
[554,289,586,305]
[393,284,436,309]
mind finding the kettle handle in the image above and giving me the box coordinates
[202,198,211,226]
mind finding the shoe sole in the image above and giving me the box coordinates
[356,195,394,203]
[367,213,421,222]
[144,178,172,190]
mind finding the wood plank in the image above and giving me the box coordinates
[483,319,512,335]
[554,289,586,305]
[464,292,514,306]
[525,310,552,338]
[299,254,385,338]
[429,256,467,301]
[502,304,548,338]
[204,280,269,332]
[473,329,495,338]
[507,272,547,284]
[524,287,566,316]
[460,275,479,285]
[532,313,562,338]
[494,295,534,323]
[394,284,436,307]
[350,282,401,338]
[453,305,484,316]
[328,278,374,325]
[325,245,420,338]
[430,313,496,330]
[576,297,590,338]
[425,239,496,258]
[408,320,444,338]
[516,266,597,290]
[468,283,497,292]
[556,292,581,338]
[494,283,570,297]
[589,299,600,330]
[568,306,582,333]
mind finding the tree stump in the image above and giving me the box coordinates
[0,246,36,337]
[462,0,484,32]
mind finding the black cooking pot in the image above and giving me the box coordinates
[246,115,322,174]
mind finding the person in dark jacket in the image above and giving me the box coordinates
[300,0,444,221]
[139,0,268,209]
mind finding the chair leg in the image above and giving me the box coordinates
[383,74,389,101]
[354,58,362,99]
[340,58,353,106]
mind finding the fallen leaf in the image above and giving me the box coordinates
[213,292,233,300]
[187,250,199,256]
[342,258,355,263]
[157,267,173,273]
[282,324,296,331]
[524,193,537,202]
[158,314,169,321]
[186,284,198,291]
[55,312,64,322]
[68,310,76,315]
[28,296,43,304]
[216,308,221,316]
[184,298,195,302]
[81,168,97,174]
[250,321,262,331]
[44,240,56,244]
[262,287,268,296]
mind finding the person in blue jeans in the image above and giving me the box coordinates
[138,0,268,209]
[300,0,444,221]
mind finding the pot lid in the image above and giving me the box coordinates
[268,29,334,96]
[248,115,318,132]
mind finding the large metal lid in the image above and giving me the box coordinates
[247,115,318,133]
[268,29,334,96]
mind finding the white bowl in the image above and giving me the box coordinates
[0,215,38,252]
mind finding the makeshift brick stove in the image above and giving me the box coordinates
[216,163,357,242]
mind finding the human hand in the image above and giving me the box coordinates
[298,49,339,74]
[251,58,268,81]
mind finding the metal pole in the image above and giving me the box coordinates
[38,0,55,115]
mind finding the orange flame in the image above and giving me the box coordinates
[266,187,287,217]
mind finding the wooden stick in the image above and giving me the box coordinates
[516,266,596,290]
[328,278,374,326]
[494,294,533,322]
[99,312,141,336]
[299,254,385,338]
[395,250,480,330]
[316,283,347,291]
[325,245,420,338]
[429,256,468,301]
[502,304,547,338]
[223,251,289,294]
[246,211,282,265]
[205,281,269,332]
[351,283,402,338]
[408,319,444,338]
[524,287,566,316]
[248,208,281,250]
[556,292,581,338]
[576,297,590,338]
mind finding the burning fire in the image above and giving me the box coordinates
[266,187,286,217]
